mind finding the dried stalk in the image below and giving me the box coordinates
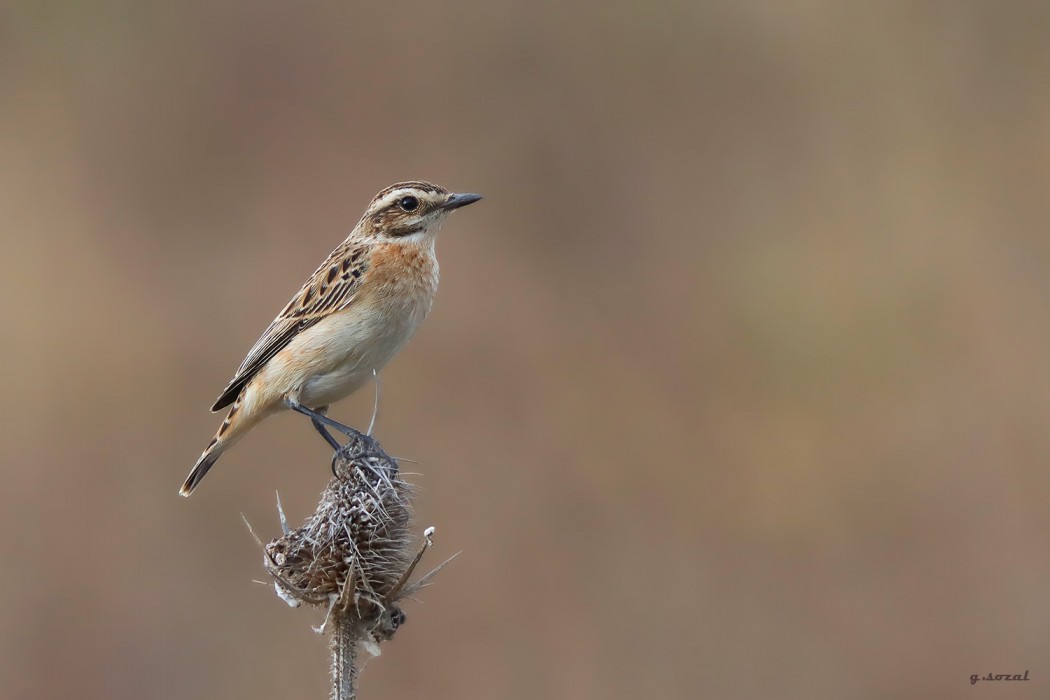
[331,616,358,700]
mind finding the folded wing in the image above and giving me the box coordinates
[211,241,369,411]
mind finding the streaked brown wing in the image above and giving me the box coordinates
[211,241,369,411]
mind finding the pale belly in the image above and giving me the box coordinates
[245,237,439,413]
[299,363,373,408]
[290,295,432,408]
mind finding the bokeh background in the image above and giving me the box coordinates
[2,1,1049,698]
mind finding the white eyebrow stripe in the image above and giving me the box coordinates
[373,188,435,211]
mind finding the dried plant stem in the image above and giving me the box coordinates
[330,614,358,700]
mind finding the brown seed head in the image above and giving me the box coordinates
[264,431,414,637]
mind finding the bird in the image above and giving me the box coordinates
[180,181,482,496]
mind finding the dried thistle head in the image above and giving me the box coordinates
[263,431,416,642]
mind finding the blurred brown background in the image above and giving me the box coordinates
[2,1,1049,698]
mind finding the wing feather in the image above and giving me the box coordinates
[211,241,369,411]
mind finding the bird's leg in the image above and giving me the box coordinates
[310,405,341,451]
[284,397,364,440]
[314,422,341,451]
[284,397,375,478]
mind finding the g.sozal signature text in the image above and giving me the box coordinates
[970,670,1029,685]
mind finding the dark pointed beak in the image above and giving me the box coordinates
[441,192,483,211]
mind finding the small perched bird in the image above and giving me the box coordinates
[180,181,481,496]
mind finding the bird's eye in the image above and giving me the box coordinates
[398,196,419,212]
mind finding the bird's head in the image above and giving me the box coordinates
[354,181,482,243]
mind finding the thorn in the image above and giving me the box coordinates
[242,513,263,548]
[408,552,461,593]
[367,369,380,436]
[387,527,439,601]
[276,491,290,535]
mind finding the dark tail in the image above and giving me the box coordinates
[179,450,221,497]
